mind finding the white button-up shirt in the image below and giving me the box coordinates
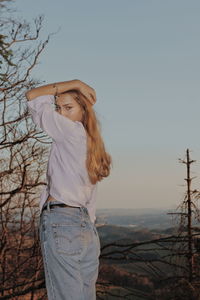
[27,94,98,223]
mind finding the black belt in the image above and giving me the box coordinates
[42,202,79,212]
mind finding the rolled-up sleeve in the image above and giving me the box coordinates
[27,94,82,142]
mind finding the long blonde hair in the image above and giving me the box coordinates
[56,89,113,184]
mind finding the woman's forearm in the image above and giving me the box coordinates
[25,79,80,101]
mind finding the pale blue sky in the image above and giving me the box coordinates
[14,0,200,210]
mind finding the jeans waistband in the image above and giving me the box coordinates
[41,200,89,216]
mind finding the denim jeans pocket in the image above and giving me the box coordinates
[51,223,83,256]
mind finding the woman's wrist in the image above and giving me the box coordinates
[73,79,82,91]
[53,79,80,95]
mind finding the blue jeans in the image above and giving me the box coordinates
[39,200,101,300]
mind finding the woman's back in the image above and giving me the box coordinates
[27,93,98,224]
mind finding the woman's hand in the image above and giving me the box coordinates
[76,80,96,105]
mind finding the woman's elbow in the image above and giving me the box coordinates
[25,90,34,101]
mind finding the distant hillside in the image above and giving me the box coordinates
[96,224,169,246]
[96,208,174,230]
[95,207,199,230]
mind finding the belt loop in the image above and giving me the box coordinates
[47,201,50,212]
[80,206,88,216]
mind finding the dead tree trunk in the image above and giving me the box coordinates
[185,148,195,282]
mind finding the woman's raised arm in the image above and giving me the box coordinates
[25,79,80,101]
[25,79,96,105]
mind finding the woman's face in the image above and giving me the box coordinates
[55,93,83,123]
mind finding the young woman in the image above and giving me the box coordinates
[25,79,112,300]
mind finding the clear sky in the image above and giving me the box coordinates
[13,0,200,210]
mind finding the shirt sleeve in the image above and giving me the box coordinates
[27,94,82,142]
[86,184,98,224]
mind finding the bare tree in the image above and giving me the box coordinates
[95,149,200,300]
[0,1,58,298]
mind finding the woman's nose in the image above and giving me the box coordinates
[59,109,65,116]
